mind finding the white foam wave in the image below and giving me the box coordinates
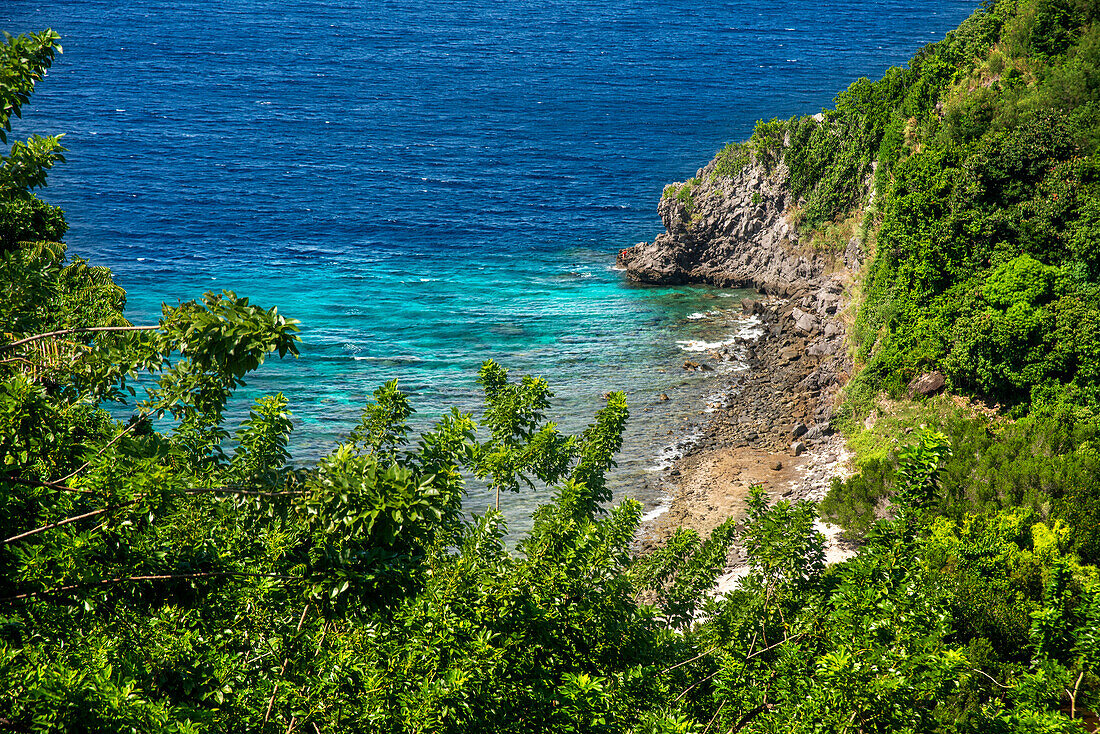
[646,428,704,472]
[677,337,737,352]
[640,502,670,524]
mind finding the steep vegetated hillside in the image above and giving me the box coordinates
[699,0,1100,415]
[621,0,1100,574]
[760,0,1100,571]
[645,0,1100,412]
[5,3,1100,732]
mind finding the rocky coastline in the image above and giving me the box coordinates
[625,154,862,575]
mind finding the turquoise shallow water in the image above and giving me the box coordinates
[7,0,979,531]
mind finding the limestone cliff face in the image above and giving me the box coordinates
[617,158,834,296]
[619,153,862,399]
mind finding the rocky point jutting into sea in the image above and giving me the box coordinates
[623,154,863,572]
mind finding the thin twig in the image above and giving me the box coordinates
[3,475,301,498]
[676,668,721,702]
[2,484,302,545]
[184,487,304,498]
[265,605,311,727]
[746,634,802,660]
[703,699,727,734]
[728,702,770,733]
[663,646,719,674]
[1,475,97,494]
[1,325,158,351]
[971,668,1012,690]
[57,422,140,483]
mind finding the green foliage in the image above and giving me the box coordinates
[631,517,737,627]
[662,179,700,218]
[5,8,1100,732]
[0,30,61,146]
[711,143,750,179]
[0,31,65,253]
[820,454,894,537]
[832,0,1100,413]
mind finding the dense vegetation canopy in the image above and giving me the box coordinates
[4,4,1100,731]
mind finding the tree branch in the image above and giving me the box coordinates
[745,633,803,660]
[972,668,1012,690]
[265,604,312,727]
[2,501,136,544]
[1,475,97,494]
[728,702,771,733]
[662,646,719,674]
[1,485,302,545]
[1,479,303,546]
[57,421,142,483]
[183,487,304,498]
[1,325,158,351]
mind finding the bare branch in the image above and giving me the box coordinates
[57,421,141,483]
[746,634,803,660]
[662,646,719,674]
[2,502,136,544]
[728,702,771,733]
[703,699,726,734]
[971,668,1012,690]
[1,475,97,494]
[184,487,304,498]
[1,325,158,351]
[265,605,312,726]
[0,481,302,546]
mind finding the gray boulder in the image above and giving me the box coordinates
[908,371,946,397]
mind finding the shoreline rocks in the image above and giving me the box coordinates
[629,153,861,575]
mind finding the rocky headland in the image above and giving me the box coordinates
[625,154,862,575]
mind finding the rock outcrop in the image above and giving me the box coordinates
[617,158,829,296]
[618,151,864,412]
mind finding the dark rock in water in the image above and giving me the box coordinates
[699,363,714,372]
[791,441,806,456]
[791,422,808,439]
[658,393,670,402]
[909,371,946,396]
[683,360,700,371]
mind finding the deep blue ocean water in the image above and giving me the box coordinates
[7,0,978,531]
